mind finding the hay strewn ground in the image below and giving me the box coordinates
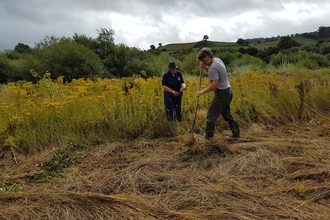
[1,119,330,220]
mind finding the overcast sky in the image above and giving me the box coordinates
[1,0,329,51]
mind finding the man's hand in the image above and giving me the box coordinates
[196,91,203,97]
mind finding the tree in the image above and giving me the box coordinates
[238,47,247,54]
[246,47,259,56]
[14,43,31,53]
[96,28,115,43]
[150,45,156,50]
[318,26,330,38]
[277,36,301,50]
[72,33,96,49]
[0,56,14,83]
[319,42,330,55]
[8,53,40,82]
[203,35,209,41]
[37,42,105,82]
[158,43,162,48]
[35,35,69,49]
[236,38,248,46]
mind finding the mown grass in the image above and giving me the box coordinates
[1,120,330,219]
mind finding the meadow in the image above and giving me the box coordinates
[1,69,329,153]
[1,68,330,219]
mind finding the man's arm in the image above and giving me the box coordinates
[196,80,218,97]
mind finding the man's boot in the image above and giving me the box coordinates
[229,121,240,138]
[205,122,215,140]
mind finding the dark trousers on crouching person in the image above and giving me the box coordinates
[164,91,182,122]
[205,87,240,139]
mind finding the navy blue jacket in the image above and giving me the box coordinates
[162,70,184,92]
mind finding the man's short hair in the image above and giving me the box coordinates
[197,47,213,61]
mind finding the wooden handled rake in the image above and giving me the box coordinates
[189,68,203,133]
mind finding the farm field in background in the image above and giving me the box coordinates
[159,36,321,52]
[1,68,330,219]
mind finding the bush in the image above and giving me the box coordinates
[8,53,42,82]
[319,42,330,55]
[0,57,14,83]
[309,53,330,67]
[37,42,105,82]
[296,58,319,69]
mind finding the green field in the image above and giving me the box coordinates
[160,36,323,52]
[159,40,237,52]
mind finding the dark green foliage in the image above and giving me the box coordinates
[269,52,299,67]
[5,50,21,60]
[296,57,319,69]
[203,35,209,41]
[42,142,87,172]
[229,54,264,68]
[246,47,259,56]
[318,26,330,38]
[215,51,239,66]
[20,55,42,82]
[300,44,319,53]
[256,47,279,63]
[236,38,249,46]
[309,53,330,67]
[97,28,115,43]
[277,36,301,50]
[37,42,105,81]
[2,51,39,82]
[319,42,330,55]
[169,48,194,62]
[72,33,96,49]
[1,26,330,84]
[35,35,70,49]
[14,43,32,54]
[238,47,247,54]
[0,57,14,83]
[193,41,216,48]
[325,53,330,61]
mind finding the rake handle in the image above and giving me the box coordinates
[189,68,203,133]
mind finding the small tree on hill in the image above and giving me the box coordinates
[203,35,209,41]
[236,38,249,46]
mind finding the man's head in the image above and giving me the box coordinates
[197,47,214,66]
[197,47,213,61]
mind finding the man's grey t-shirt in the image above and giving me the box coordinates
[208,58,230,90]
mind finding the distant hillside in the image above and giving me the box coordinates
[159,41,236,52]
[159,26,330,51]
[250,36,320,50]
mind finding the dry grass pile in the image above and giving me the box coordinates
[1,119,330,219]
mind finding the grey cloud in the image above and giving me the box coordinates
[0,0,329,51]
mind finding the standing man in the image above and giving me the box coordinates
[162,61,187,122]
[196,47,240,139]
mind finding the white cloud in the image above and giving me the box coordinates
[0,0,329,51]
